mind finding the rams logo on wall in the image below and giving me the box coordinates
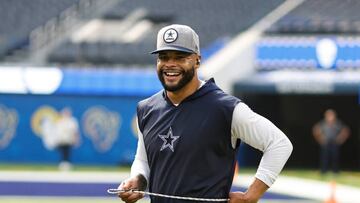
[82,106,121,153]
[31,106,60,150]
[0,104,18,149]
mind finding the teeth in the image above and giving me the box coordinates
[166,72,180,76]
[164,71,181,76]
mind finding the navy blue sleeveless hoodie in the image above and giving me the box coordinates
[137,79,241,202]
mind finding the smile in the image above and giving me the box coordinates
[163,70,182,77]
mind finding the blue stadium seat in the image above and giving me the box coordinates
[0,0,79,58]
[47,0,285,65]
[266,0,360,34]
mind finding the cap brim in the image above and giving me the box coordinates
[150,45,195,54]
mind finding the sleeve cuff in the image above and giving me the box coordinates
[255,167,278,187]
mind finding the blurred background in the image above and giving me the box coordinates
[0,0,359,202]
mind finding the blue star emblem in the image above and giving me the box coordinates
[158,127,180,152]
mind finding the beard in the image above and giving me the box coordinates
[158,66,195,92]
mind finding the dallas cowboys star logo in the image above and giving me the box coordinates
[163,28,178,43]
[167,31,174,37]
[158,127,180,152]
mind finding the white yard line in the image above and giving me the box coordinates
[0,171,128,183]
[234,175,360,203]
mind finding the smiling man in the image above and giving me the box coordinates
[117,24,293,203]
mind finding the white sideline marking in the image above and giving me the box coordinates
[234,175,360,202]
[0,171,128,183]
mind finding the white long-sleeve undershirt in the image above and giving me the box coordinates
[130,121,150,182]
[131,102,293,187]
[231,103,293,187]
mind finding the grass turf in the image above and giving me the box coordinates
[1,163,359,188]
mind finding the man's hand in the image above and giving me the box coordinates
[229,178,268,203]
[118,174,147,203]
[229,191,259,203]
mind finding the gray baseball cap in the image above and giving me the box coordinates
[151,24,200,55]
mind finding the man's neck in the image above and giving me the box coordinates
[166,78,201,105]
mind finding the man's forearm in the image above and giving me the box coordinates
[229,178,269,203]
[244,178,269,201]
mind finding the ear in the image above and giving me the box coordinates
[195,56,201,67]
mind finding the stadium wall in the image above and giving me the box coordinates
[0,66,161,165]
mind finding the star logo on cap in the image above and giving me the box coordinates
[163,28,178,43]
[158,127,180,152]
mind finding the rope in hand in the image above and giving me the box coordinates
[107,188,230,202]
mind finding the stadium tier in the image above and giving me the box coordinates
[266,0,360,34]
[1,0,285,65]
[256,36,360,71]
[0,0,79,59]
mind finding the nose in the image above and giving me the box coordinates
[163,58,178,67]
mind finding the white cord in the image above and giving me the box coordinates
[107,188,229,202]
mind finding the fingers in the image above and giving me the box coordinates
[228,191,246,203]
[119,180,131,190]
[118,179,144,203]
[119,191,144,203]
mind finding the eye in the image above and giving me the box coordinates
[158,55,169,61]
[175,55,187,60]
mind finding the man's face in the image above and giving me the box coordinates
[157,51,198,92]
[325,110,336,123]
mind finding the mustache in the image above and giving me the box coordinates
[160,67,184,72]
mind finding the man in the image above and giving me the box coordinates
[55,107,80,171]
[312,109,350,174]
[118,24,292,203]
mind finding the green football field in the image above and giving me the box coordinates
[0,163,359,187]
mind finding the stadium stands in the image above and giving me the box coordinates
[254,0,360,72]
[46,0,285,66]
[266,0,360,34]
[0,0,79,59]
[1,0,359,66]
